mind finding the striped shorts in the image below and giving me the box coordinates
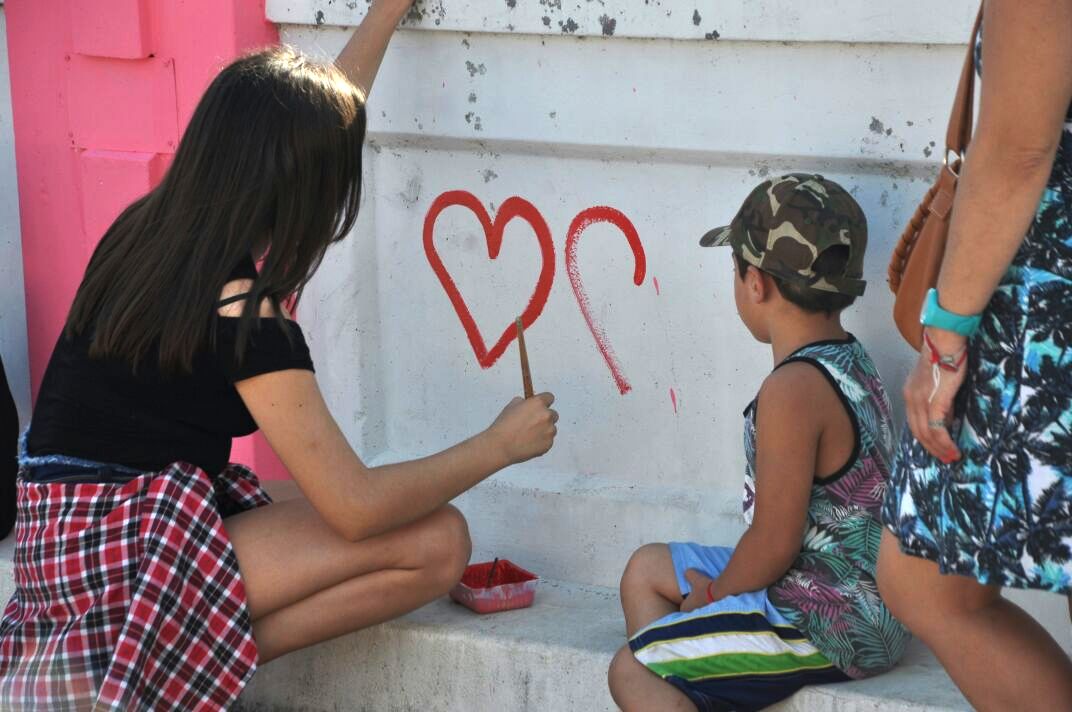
[628,543,850,711]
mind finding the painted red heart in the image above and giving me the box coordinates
[565,206,646,395]
[424,190,555,369]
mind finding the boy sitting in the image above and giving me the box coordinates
[608,175,909,711]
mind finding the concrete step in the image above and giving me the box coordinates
[2,532,967,711]
[374,454,750,591]
[0,527,964,712]
[236,578,970,712]
[422,466,1072,655]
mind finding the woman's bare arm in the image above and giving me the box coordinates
[906,0,1072,460]
[936,0,1072,319]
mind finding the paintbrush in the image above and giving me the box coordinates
[485,557,500,588]
[515,317,534,399]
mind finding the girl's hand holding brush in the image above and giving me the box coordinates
[485,317,558,465]
[487,393,557,464]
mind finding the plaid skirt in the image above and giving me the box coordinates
[0,462,272,711]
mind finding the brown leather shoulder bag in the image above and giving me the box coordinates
[888,8,983,350]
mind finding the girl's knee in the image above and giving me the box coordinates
[420,505,472,589]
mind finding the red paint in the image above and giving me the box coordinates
[424,190,555,368]
[653,276,661,296]
[450,560,539,614]
[670,387,678,414]
[565,206,646,395]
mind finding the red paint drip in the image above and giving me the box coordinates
[670,387,678,414]
[424,190,556,369]
[565,206,646,395]
[653,276,660,296]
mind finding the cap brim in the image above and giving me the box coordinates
[699,225,733,247]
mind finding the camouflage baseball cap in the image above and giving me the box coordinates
[700,174,868,297]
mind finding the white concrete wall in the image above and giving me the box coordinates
[0,7,29,426]
[273,1,1071,648]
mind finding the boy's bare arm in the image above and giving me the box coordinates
[701,365,833,604]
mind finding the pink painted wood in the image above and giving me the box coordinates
[78,150,171,256]
[71,0,152,59]
[8,0,290,478]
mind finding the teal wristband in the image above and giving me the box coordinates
[919,288,982,337]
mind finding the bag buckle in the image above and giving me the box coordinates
[942,149,963,177]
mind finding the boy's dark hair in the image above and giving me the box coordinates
[735,248,856,315]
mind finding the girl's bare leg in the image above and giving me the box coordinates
[225,497,471,662]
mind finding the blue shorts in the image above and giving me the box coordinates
[628,542,850,712]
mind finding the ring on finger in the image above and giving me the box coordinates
[927,419,946,429]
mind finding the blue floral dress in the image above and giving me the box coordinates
[883,45,1072,593]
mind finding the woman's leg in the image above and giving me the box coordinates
[608,646,696,712]
[224,497,471,663]
[619,543,684,637]
[877,531,1072,711]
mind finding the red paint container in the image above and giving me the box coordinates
[450,559,539,614]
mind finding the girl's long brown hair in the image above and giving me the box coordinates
[66,46,367,373]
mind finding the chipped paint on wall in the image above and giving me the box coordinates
[270,0,979,44]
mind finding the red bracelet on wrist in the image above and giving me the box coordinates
[923,331,968,373]
[705,581,716,604]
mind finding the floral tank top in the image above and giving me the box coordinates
[742,336,910,679]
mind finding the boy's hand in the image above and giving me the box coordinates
[680,569,716,613]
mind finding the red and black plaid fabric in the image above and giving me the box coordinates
[0,462,272,711]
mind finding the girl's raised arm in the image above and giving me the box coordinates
[335,0,416,98]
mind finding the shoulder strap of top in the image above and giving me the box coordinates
[220,255,259,309]
[775,342,864,484]
[947,5,984,156]
[777,340,858,397]
[217,292,253,308]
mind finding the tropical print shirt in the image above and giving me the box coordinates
[743,337,910,679]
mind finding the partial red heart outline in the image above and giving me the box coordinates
[424,190,556,368]
[565,206,646,395]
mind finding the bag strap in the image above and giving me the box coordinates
[946,5,984,157]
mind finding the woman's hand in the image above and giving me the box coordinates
[487,394,559,465]
[904,328,968,463]
[680,569,715,613]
